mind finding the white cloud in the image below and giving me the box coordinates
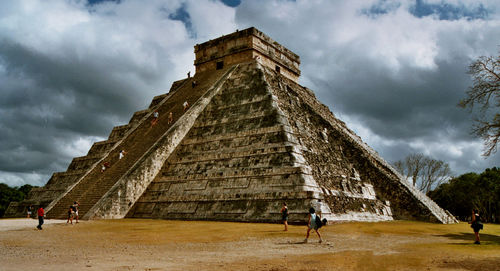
[186,0,236,40]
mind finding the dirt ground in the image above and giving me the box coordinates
[1,218,499,271]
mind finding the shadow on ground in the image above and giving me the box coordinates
[438,232,500,245]
[439,258,500,271]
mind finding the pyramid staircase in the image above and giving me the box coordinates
[11,67,229,219]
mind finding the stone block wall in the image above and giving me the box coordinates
[262,65,456,223]
[128,62,321,223]
[194,27,300,82]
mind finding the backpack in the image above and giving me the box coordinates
[315,215,323,228]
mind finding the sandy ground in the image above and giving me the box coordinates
[0,218,67,231]
[1,218,499,271]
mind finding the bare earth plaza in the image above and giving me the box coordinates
[1,219,500,270]
[2,28,500,270]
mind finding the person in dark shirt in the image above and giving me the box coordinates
[67,206,74,224]
[469,209,483,244]
[280,202,289,231]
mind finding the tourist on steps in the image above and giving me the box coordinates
[119,150,127,160]
[101,161,110,172]
[168,112,173,124]
[151,110,159,126]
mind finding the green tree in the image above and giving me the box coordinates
[429,167,500,223]
[460,53,500,156]
[17,184,34,197]
[0,183,37,217]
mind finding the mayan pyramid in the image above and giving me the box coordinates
[6,27,457,224]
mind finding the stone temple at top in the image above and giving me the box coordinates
[6,27,457,224]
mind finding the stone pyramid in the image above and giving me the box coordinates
[6,27,457,224]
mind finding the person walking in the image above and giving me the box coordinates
[36,206,45,230]
[151,110,159,126]
[101,161,110,172]
[119,150,127,160]
[304,207,322,243]
[66,206,74,224]
[469,209,483,244]
[281,202,289,231]
[168,112,173,124]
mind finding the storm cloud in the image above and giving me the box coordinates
[0,0,499,187]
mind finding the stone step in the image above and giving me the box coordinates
[46,67,232,220]
[187,116,280,138]
[176,142,300,162]
[87,140,118,156]
[160,166,309,181]
[108,124,131,141]
[67,156,101,172]
[148,93,170,108]
[128,109,149,125]
[181,125,284,145]
[192,109,279,129]
[171,148,303,168]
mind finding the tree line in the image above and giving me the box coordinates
[428,167,500,223]
[0,183,36,217]
[393,153,499,223]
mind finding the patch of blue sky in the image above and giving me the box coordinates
[87,0,121,5]
[87,0,241,7]
[409,0,489,20]
[362,0,489,21]
[220,0,241,7]
[361,0,401,18]
[167,3,195,38]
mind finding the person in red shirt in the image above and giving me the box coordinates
[37,206,44,230]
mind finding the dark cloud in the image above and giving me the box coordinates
[235,0,500,176]
[0,0,201,186]
[0,0,499,187]
[311,56,474,141]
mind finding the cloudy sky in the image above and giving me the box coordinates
[1,0,499,187]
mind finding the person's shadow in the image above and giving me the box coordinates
[437,231,500,245]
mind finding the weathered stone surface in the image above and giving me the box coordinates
[194,27,300,82]
[6,27,457,224]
